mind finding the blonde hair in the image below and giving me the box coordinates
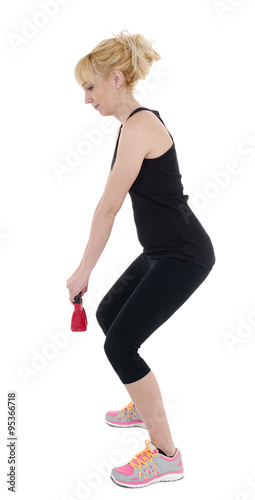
[74,29,161,94]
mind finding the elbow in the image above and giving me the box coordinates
[108,208,119,217]
[96,198,122,217]
[111,206,120,216]
[96,204,119,218]
[109,205,122,217]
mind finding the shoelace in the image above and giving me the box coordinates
[121,401,135,412]
[129,440,157,470]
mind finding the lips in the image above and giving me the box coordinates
[94,104,99,109]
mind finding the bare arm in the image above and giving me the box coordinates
[94,196,102,214]
[68,187,106,279]
[77,121,149,276]
[89,126,121,216]
[79,208,116,275]
[67,120,148,299]
[77,127,122,272]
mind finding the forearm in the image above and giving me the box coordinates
[80,207,116,275]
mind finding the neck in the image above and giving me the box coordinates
[113,96,143,125]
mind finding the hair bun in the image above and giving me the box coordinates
[74,29,161,94]
[113,29,161,82]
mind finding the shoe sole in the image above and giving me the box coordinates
[105,418,146,429]
[110,472,184,488]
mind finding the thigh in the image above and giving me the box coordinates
[105,257,211,349]
[96,252,150,332]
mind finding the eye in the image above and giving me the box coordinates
[87,85,94,91]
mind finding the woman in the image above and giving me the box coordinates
[67,30,216,488]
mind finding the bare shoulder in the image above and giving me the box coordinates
[120,110,155,143]
[123,109,158,131]
[122,109,173,158]
[117,113,151,158]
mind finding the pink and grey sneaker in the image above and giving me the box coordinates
[105,401,146,428]
[110,439,184,488]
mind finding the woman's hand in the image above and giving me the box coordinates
[66,268,90,304]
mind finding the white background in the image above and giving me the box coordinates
[1,0,255,499]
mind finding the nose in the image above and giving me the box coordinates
[84,92,93,105]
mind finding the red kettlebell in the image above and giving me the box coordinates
[71,292,88,332]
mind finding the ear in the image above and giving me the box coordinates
[111,70,124,88]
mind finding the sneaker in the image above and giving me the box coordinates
[105,401,146,429]
[110,439,184,488]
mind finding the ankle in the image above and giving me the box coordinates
[154,444,177,457]
[162,447,177,457]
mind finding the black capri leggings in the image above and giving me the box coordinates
[96,252,211,384]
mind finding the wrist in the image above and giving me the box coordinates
[79,260,91,277]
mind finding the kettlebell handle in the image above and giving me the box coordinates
[73,292,82,303]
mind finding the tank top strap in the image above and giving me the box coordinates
[111,124,123,170]
[125,107,151,122]
[115,124,122,149]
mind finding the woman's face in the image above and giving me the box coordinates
[82,71,120,116]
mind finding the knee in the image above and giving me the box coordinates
[95,302,108,334]
[95,303,103,327]
[104,332,136,369]
[104,335,124,381]
[103,333,124,370]
[103,334,115,362]
[103,334,147,384]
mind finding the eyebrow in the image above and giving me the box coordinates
[82,82,93,88]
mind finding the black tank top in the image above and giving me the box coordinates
[111,107,215,271]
